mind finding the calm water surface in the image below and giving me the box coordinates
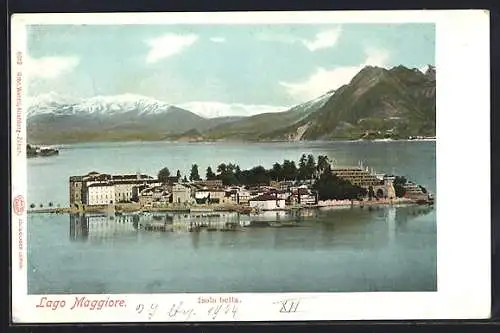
[27,140,436,294]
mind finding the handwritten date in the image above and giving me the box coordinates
[135,301,238,321]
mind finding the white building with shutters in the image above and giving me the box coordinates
[86,183,116,205]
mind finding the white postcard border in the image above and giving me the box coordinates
[10,10,491,323]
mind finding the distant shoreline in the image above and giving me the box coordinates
[28,137,436,146]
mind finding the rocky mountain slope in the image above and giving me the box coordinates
[203,90,335,141]
[207,65,436,141]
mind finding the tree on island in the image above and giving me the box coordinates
[216,163,240,185]
[176,170,182,179]
[368,186,375,201]
[306,154,316,180]
[282,160,298,181]
[244,166,267,185]
[216,163,227,175]
[158,167,171,183]
[189,164,201,181]
[316,155,331,178]
[206,166,216,180]
[182,176,188,183]
[393,176,407,198]
[30,203,35,209]
[270,162,283,181]
[298,154,308,180]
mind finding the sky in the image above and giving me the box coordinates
[26,23,435,116]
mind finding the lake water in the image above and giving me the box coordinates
[27,140,436,294]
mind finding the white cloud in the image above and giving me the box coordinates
[280,48,390,101]
[302,28,342,51]
[145,33,198,63]
[26,56,80,80]
[178,101,289,118]
[210,37,226,43]
[257,27,342,52]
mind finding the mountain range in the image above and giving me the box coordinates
[27,65,436,144]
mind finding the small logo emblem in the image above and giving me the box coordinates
[13,195,25,216]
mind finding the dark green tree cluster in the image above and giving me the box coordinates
[418,185,427,194]
[189,164,201,181]
[312,168,367,200]
[158,154,334,187]
[213,163,239,185]
[368,185,376,200]
[237,165,268,186]
[205,166,216,180]
[298,154,316,180]
[200,154,332,186]
[157,166,186,183]
[157,167,171,184]
[393,176,407,198]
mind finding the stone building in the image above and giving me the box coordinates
[69,171,160,206]
[331,167,384,188]
[69,176,84,207]
[172,183,192,204]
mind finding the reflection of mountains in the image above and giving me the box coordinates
[69,206,434,248]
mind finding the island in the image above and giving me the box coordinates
[27,144,59,158]
[28,154,434,215]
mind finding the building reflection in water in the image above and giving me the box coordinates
[69,213,138,242]
[69,206,434,246]
[69,214,89,241]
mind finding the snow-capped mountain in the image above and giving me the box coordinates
[27,92,178,118]
[287,90,335,114]
[26,92,81,117]
[177,101,289,118]
[26,93,251,144]
[27,93,291,119]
